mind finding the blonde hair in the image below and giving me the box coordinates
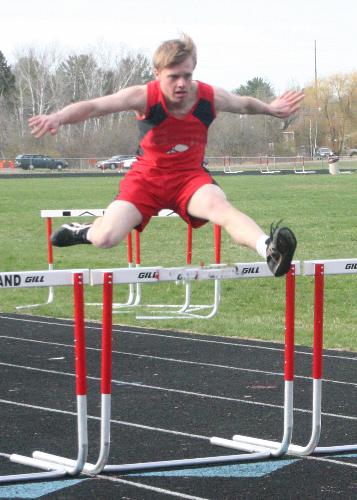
[153,34,197,70]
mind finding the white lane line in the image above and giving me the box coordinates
[96,475,209,500]
[305,454,357,469]
[0,399,356,474]
[1,334,356,387]
[0,398,208,440]
[0,362,356,421]
[1,314,357,362]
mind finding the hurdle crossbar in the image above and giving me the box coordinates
[90,260,289,286]
[0,270,89,484]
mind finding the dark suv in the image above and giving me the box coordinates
[15,154,69,170]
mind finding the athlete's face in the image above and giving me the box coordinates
[155,57,195,106]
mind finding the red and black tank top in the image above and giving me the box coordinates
[135,80,216,172]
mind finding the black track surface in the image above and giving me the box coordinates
[0,314,356,499]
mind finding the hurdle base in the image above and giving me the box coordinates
[211,432,324,457]
[0,453,69,484]
[210,437,269,453]
[33,444,273,475]
[136,279,221,320]
[10,454,69,472]
[0,468,67,485]
[32,452,98,475]
[233,436,313,456]
[313,444,357,454]
[102,450,272,474]
[16,287,54,310]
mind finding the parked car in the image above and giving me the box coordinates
[121,156,137,170]
[347,148,357,157]
[314,147,333,159]
[96,155,135,170]
[15,154,69,170]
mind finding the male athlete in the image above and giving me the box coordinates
[29,34,304,277]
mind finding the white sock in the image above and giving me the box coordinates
[256,234,269,259]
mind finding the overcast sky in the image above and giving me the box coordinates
[3,0,356,94]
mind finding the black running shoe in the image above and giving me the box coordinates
[266,222,297,277]
[51,223,92,247]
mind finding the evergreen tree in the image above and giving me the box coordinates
[233,77,275,101]
[0,51,15,98]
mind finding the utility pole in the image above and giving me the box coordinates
[313,40,318,155]
[314,40,318,101]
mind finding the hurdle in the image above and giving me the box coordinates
[211,258,357,457]
[136,224,223,319]
[210,264,298,456]
[18,208,143,311]
[0,269,89,484]
[211,262,322,456]
[31,208,224,319]
[294,156,316,175]
[86,222,141,309]
[259,156,281,174]
[33,262,298,473]
[16,210,104,310]
[302,259,357,455]
[16,217,55,310]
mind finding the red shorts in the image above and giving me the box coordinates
[116,167,215,231]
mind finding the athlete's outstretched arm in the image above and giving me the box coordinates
[214,87,305,119]
[28,85,147,138]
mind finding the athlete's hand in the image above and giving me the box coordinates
[28,113,61,138]
[268,91,305,119]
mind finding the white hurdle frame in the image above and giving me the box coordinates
[28,209,224,320]
[136,224,223,320]
[210,264,298,456]
[0,269,90,484]
[211,261,319,456]
[34,262,298,473]
[16,217,56,310]
[212,258,357,457]
[259,156,281,174]
[17,208,139,310]
[302,259,357,455]
[293,156,316,175]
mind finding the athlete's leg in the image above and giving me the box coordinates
[87,200,143,248]
[187,183,296,277]
[51,200,143,248]
[187,184,265,250]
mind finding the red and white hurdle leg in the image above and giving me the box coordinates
[210,266,296,456]
[222,264,321,457]
[16,217,55,310]
[181,224,222,318]
[2,272,89,483]
[35,272,113,474]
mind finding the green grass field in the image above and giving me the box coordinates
[1,173,357,350]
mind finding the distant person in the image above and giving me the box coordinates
[29,34,304,277]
